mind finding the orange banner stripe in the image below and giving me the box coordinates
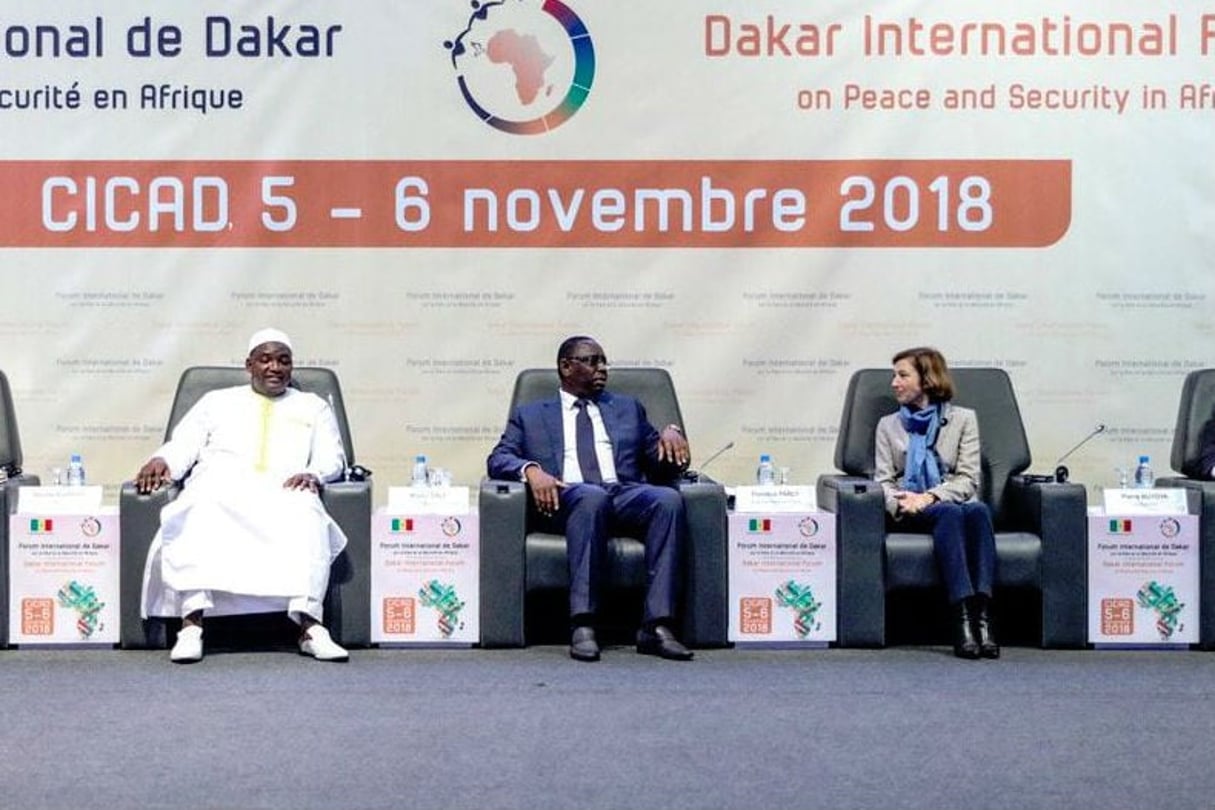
[0,159,1070,248]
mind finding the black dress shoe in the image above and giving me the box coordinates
[636,625,693,661]
[973,595,1000,659]
[953,600,981,660]
[569,626,600,662]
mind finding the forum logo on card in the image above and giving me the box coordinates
[739,597,772,634]
[21,598,54,636]
[383,597,416,635]
[444,0,595,134]
[1100,598,1133,636]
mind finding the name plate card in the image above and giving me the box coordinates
[17,485,104,515]
[1101,488,1188,516]
[733,485,817,514]
[387,486,470,515]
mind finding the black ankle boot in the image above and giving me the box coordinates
[973,594,1000,659]
[953,599,981,659]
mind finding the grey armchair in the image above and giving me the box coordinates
[1155,368,1215,649]
[816,368,1087,648]
[0,370,41,647]
[118,366,371,649]
[479,368,729,648]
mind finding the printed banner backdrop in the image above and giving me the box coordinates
[1,1,1213,499]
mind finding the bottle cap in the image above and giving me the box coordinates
[760,454,771,462]
[1138,455,1149,463]
[70,453,82,463]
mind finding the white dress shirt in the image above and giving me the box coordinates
[559,389,618,484]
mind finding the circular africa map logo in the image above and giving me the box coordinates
[444,0,595,134]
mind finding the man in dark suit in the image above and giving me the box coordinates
[1197,417,1215,479]
[487,336,695,662]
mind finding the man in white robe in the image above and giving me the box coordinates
[136,328,350,663]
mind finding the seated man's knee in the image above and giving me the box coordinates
[652,486,685,516]
[564,484,611,514]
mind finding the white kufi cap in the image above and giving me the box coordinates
[247,327,293,354]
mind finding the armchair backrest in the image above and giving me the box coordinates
[833,367,1032,519]
[1169,368,1215,478]
[509,368,685,433]
[0,370,24,471]
[165,366,357,463]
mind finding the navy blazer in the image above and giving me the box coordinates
[1197,417,1215,479]
[487,390,670,485]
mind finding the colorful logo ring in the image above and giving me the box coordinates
[452,0,595,134]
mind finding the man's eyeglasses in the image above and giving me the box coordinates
[565,354,609,369]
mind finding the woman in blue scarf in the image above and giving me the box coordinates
[874,347,998,660]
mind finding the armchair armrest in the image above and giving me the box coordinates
[1,473,41,515]
[321,480,371,538]
[1011,477,1087,648]
[1155,476,1207,517]
[816,475,877,513]
[320,480,372,646]
[817,474,886,647]
[678,479,728,647]
[119,480,180,649]
[478,479,529,647]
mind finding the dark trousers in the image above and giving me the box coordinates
[904,501,996,604]
[532,481,685,626]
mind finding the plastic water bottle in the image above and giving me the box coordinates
[756,454,775,485]
[411,454,429,487]
[1132,455,1154,488]
[66,453,86,486]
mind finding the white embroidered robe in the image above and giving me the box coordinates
[141,385,348,619]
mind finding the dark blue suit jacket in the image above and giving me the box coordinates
[1198,417,1215,479]
[487,391,672,485]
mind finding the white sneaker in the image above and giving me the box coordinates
[170,625,204,663]
[299,625,349,662]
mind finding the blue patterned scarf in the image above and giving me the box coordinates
[899,404,942,493]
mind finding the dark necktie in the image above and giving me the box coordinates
[575,399,603,484]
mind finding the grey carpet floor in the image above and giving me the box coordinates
[0,645,1212,810]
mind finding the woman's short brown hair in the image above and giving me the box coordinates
[892,346,955,402]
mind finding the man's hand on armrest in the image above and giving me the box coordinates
[656,425,690,468]
[524,464,565,516]
[284,472,321,493]
[135,457,172,495]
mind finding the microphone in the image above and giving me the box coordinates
[684,440,734,483]
[1053,424,1106,483]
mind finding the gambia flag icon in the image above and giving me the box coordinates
[29,518,54,533]
[1108,519,1132,534]
[390,518,414,533]
[747,518,772,533]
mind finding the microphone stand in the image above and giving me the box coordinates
[1053,424,1106,483]
[684,441,734,483]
